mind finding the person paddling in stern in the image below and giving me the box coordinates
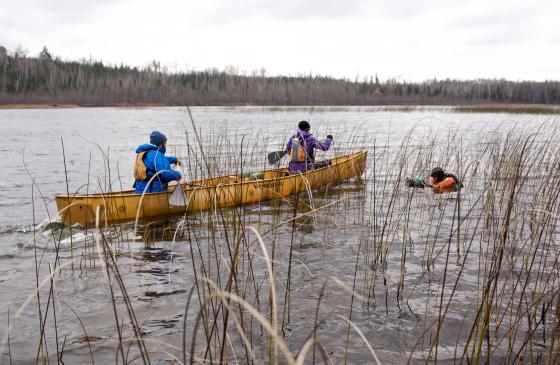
[285,120,333,173]
[133,131,181,193]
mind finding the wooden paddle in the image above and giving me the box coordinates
[267,150,287,164]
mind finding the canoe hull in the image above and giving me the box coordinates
[56,151,367,226]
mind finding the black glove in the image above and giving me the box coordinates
[326,135,333,140]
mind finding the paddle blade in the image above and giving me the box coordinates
[267,150,287,164]
[169,184,188,206]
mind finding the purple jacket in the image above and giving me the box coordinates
[285,129,332,173]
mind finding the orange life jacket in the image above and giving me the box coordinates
[431,174,463,194]
[290,136,307,162]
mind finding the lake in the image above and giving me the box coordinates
[0,106,558,364]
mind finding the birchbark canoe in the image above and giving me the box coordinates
[55,151,367,226]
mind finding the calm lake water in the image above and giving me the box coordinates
[0,106,557,364]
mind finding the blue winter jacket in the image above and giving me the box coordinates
[134,144,181,193]
[285,130,332,173]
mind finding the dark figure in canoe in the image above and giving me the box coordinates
[285,120,333,173]
[133,131,181,194]
[427,167,462,194]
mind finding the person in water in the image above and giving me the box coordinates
[285,120,333,173]
[134,131,181,193]
[427,167,462,193]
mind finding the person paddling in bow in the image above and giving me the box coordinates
[285,120,333,173]
[427,167,463,194]
[133,131,182,193]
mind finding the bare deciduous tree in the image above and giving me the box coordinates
[1,46,559,106]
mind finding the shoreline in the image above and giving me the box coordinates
[1,102,559,114]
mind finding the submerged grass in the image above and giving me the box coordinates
[215,104,560,115]
[453,104,560,115]
[2,113,560,364]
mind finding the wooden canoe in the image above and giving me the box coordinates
[56,151,367,226]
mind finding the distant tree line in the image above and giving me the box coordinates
[1,46,559,105]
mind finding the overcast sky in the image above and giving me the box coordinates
[1,0,559,81]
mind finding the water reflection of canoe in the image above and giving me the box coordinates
[56,151,367,226]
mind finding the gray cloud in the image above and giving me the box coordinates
[442,4,539,48]
[33,0,127,23]
[450,8,532,29]
[1,0,558,81]
[0,0,132,41]
[369,0,458,19]
[192,0,465,26]
[464,31,528,47]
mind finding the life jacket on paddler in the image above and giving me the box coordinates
[285,120,332,174]
[134,151,151,180]
[430,167,463,194]
[290,134,308,163]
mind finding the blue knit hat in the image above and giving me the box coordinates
[298,120,310,131]
[150,131,167,145]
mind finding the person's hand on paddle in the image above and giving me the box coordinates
[413,177,434,188]
[422,178,435,189]
[408,176,434,188]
